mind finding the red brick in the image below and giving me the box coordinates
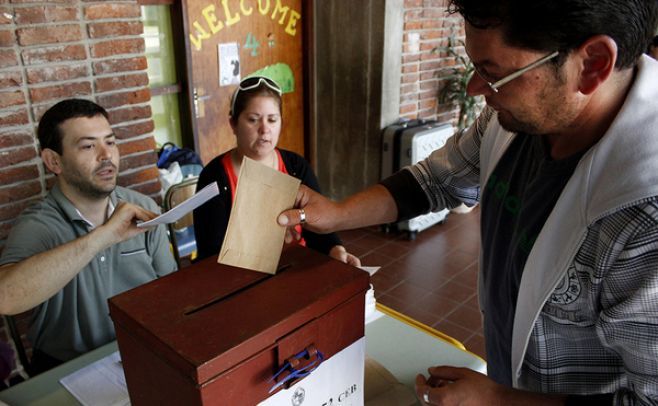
[420,80,439,91]
[16,24,81,46]
[420,71,436,81]
[21,44,86,65]
[420,60,441,71]
[419,98,437,109]
[0,146,37,169]
[107,105,152,125]
[0,48,18,68]
[0,29,14,47]
[117,166,159,187]
[84,3,141,20]
[0,165,39,186]
[26,63,88,84]
[0,129,33,148]
[0,90,25,108]
[402,72,419,83]
[422,9,446,19]
[113,120,155,141]
[90,38,144,58]
[400,92,418,104]
[0,108,29,126]
[418,107,436,119]
[117,136,156,155]
[92,56,147,75]
[402,64,418,74]
[404,21,422,31]
[120,150,157,171]
[0,70,21,87]
[29,82,92,103]
[400,83,419,95]
[0,190,38,221]
[400,103,417,114]
[0,180,40,205]
[97,88,150,109]
[402,54,420,64]
[14,6,77,24]
[95,73,148,93]
[87,21,143,39]
[405,0,423,7]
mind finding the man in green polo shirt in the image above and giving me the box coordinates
[0,99,177,374]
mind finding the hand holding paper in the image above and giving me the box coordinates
[137,182,219,228]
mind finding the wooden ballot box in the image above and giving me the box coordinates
[108,245,369,405]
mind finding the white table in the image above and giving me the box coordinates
[0,304,485,405]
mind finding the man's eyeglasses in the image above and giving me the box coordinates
[473,51,560,93]
[230,76,282,116]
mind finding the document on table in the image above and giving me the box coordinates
[59,351,129,406]
[137,181,219,228]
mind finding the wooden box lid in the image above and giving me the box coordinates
[108,245,369,385]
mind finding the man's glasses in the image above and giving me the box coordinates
[473,51,560,93]
[230,76,282,116]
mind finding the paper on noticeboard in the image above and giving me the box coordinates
[218,157,301,274]
[137,182,219,228]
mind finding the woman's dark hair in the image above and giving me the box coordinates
[229,77,282,122]
[448,0,658,69]
[37,99,109,154]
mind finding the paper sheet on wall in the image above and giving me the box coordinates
[218,157,301,274]
[218,42,240,86]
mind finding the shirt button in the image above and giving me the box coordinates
[100,256,106,262]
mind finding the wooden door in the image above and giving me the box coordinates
[182,0,306,164]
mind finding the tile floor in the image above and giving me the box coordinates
[339,207,486,361]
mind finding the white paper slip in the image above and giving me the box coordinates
[137,182,219,228]
[59,351,130,406]
[359,266,381,276]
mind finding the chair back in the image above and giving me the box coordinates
[4,313,33,378]
[164,177,199,266]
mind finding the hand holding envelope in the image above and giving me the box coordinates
[218,157,301,274]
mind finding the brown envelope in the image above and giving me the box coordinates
[217,157,301,274]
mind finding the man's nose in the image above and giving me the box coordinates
[466,73,493,97]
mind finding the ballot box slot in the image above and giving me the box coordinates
[183,262,295,316]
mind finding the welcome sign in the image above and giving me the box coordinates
[189,0,302,51]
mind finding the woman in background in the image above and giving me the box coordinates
[193,76,361,266]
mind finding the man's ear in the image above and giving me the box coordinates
[41,149,62,175]
[575,35,617,95]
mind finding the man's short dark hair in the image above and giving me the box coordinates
[448,0,658,69]
[37,99,109,154]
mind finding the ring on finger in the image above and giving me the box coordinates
[423,388,430,404]
[299,208,306,224]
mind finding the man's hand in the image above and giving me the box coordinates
[329,245,362,267]
[415,366,566,406]
[278,185,341,242]
[95,201,158,249]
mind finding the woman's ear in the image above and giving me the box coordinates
[575,35,617,95]
[229,116,238,135]
[41,149,62,175]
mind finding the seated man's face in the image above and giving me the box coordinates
[56,115,120,199]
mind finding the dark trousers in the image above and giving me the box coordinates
[29,349,64,376]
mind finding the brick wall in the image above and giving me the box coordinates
[0,0,159,381]
[400,0,465,123]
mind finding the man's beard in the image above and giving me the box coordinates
[63,161,117,199]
